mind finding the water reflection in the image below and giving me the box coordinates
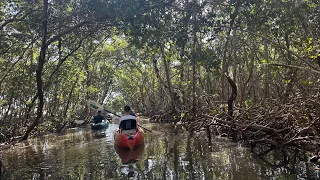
[115,144,145,164]
[0,123,319,179]
[115,144,145,179]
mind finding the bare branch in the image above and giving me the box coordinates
[0,9,39,30]
[45,21,90,46]
[269,63,320,74]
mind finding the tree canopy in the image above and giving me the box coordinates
[0,0,319,146]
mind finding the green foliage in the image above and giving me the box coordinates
[0,0,319,142]
[260,59,268,64]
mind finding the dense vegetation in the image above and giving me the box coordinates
[0,0,319,153]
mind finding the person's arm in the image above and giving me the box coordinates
[136,116,140,124]
[103,115,109,123]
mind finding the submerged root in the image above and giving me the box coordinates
[172,94,320,154]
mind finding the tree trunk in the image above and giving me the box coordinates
[191,5,198,116]
[2,93,13,122]
[226,74,237,139]
[226,74,237,121]
[160,45,176,113]
[221,0,240,101]
[21,0,48,141]
[264,43,269,98]
[57,76,79,133]
[297,0,312,36]
[140,68,146,112]
[180,62,186,108]
[283,32,297,101]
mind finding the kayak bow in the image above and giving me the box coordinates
[91,121,109,130]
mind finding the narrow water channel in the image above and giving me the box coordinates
[1,123,319,180]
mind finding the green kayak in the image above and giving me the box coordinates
[91,121,109,130]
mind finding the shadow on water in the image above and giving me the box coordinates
[0,123,320,179]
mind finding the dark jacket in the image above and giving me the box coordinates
[93,114,105,124]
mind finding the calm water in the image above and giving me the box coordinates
[1,123,320,180]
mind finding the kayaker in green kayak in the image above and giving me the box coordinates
[92,110,105,124]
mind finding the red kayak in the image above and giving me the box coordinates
[114,127,144,149]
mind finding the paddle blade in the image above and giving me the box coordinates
[87,100,104,111]
[74,120,85,124]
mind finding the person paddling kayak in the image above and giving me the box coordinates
[119,105,137,134]
[92,110,105,124]
[120,105,136,121]
[114,105,144,149]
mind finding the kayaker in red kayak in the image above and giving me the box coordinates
[119,105,137,134]
[115,106,144,149]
